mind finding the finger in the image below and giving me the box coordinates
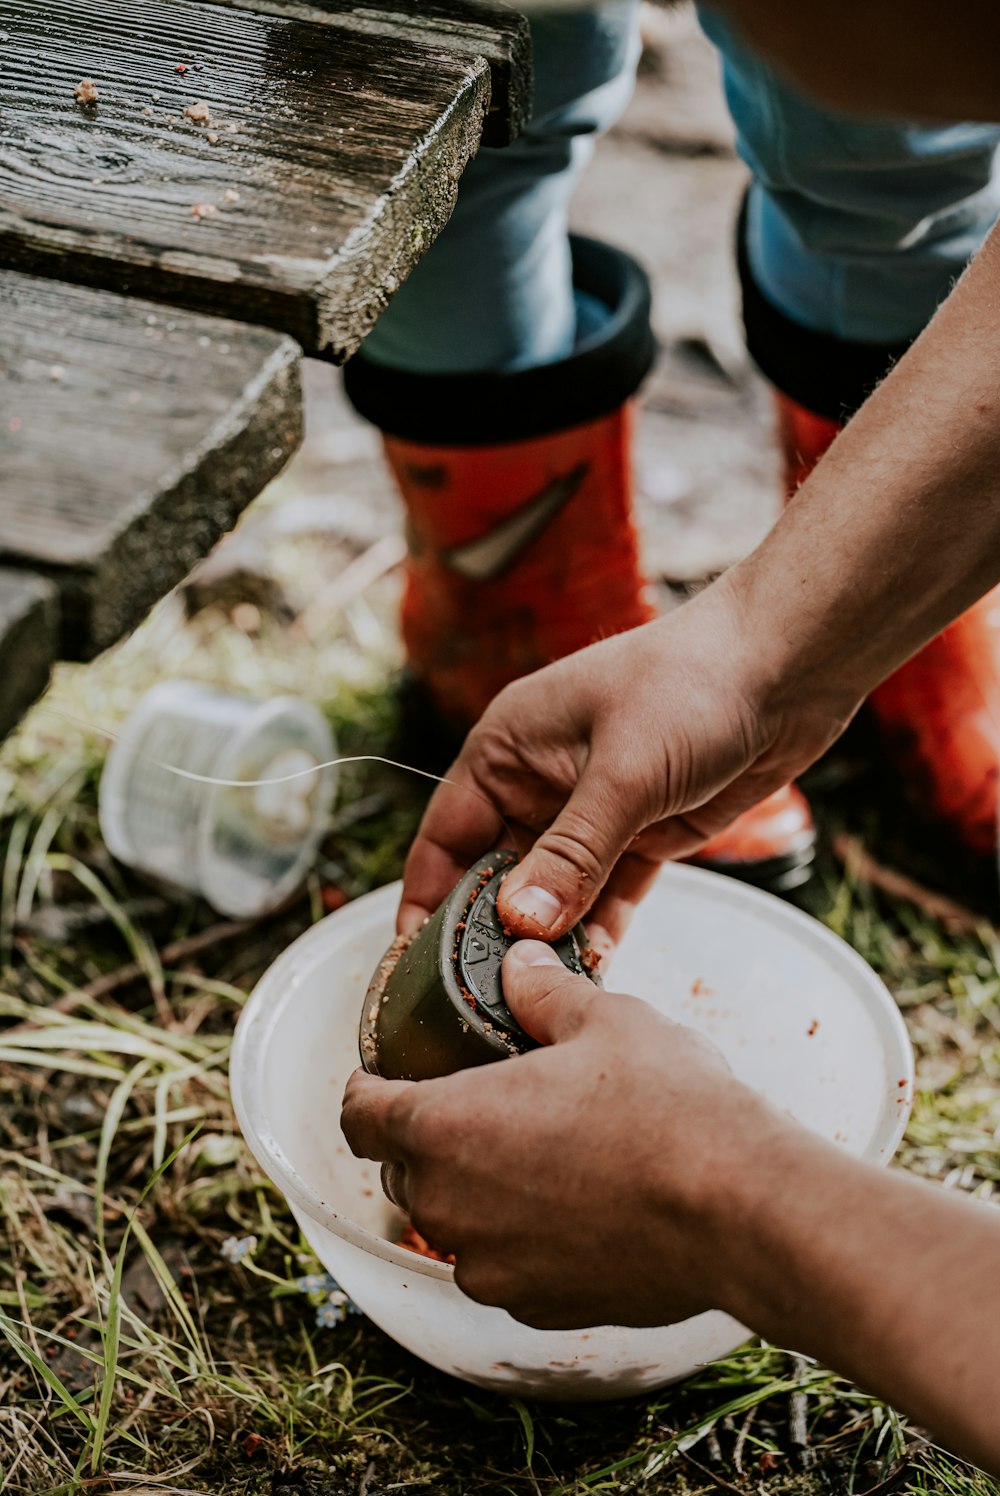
[341,1070,417,1161]
[380,1160,410,1212]
[496,757,649,939]
[584,846,664,952]
[397,763,505,935]
[501,941,599,1045]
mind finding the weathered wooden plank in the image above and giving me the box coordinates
[201,0,532,146]
[0,568,59,740]
[0,270,302,657]
[0,1,491,358]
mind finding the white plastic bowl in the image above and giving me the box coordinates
[231,863,913,1400]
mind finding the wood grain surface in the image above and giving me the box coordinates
[0,568,59,740]
[0,2,490,356]
[0,269,302,658]
[201,0,532,146]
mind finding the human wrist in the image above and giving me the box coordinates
[669,1089,846,1334]
[717,540,871,737]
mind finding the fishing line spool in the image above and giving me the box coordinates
[360,849,600,1080]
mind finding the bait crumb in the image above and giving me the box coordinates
[74,78,99,105]
[582,946,602,974]
[398,1221,455,1266]
[184,101,212,126]
[371,932,412,1002]
[206,130,219,145]
[224,188,241,203]
[190,203,217,221]
[48,365,65,382]
[360,930,415,1068]
[175,63,189,74]
[690,977,713,998]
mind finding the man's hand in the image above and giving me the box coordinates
[398,579,853,949]
[342,939,786,1330]
[343,943,1000,1472]
[402,221,1000,951]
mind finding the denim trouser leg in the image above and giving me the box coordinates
[698,6,1000,346]
[361,1,641,375]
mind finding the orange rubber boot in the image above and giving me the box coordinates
[345,236,658,734]
[775,390,1000,857]
[689,784,817,891]
[347,240,817,894]
[384,403,655,724]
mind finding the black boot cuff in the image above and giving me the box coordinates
[342,235,657,445]
[737,199,913,423]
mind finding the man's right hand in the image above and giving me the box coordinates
[398,572,854,949]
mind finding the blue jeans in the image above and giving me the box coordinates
[362,2,1000,376]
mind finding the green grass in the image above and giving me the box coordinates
[1,533,999,1494]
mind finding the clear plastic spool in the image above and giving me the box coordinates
[99,680,337,918]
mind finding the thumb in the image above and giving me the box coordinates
[497,765,646,938]
[501,941,598,1046]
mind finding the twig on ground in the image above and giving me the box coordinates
[855,1452,914,1496]
[22,895,171,944]
[295,532,407,640]
[833,833,988,934]
[680,1449,744,1493]
[8,918,254,1032]
[731,1404,755,1479]
[788,1355,813,1470]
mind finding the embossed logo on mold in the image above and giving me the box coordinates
[441,463,588,582]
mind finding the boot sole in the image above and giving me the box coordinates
[692,842,817,897]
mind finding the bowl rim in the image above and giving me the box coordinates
[230,862,915,1283]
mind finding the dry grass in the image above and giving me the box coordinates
[1,521,999,1495]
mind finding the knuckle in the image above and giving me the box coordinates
[400,1100,444,1159]
[464,709,519,771]
[384,1089,420,1148]
[537,817,608,888]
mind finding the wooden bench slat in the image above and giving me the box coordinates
[0,568,60,740]
[201,0,532,147]
[0,1,491,358]
[0,270,301,659]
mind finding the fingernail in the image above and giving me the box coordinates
[508,939,562,968]
[505,885,563,929]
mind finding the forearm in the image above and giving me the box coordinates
[718,0,1000,120]
[726,220,1000,719]
[711,1121,1000,1471]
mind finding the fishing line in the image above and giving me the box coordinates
[40,704,513,838]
